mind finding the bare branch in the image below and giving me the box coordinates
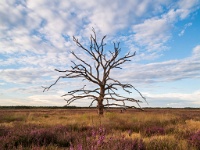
[64,95,97,106]
[43,29,147,115]
[42,75,67,92]
[89,99,97,107]
[104,103,144,110]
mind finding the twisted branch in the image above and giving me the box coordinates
[43,29,147,111]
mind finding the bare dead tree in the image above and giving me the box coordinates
[43,28,146,115]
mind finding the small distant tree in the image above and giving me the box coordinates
[43,29,146,115]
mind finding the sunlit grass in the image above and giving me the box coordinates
[144,135,187,150]
[0,108,199,149]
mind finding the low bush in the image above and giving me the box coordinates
[144,126,165,137]
[188,130,200,149]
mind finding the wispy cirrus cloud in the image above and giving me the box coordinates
[111,45,200,83]
[178,22,192,36]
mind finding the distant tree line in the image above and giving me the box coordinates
[0,106,199,109]
[0,106,77,109]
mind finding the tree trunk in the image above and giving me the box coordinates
[97,85,105,115]
[98,100,104,115]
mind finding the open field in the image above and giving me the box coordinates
[0,108,200,150]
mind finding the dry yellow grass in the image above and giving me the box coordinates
[0,108,200,150]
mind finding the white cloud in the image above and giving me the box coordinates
[1,0,199,58]
[0,95,66,106]
[130,0,199,53]
[178,22,192,36]
[177,0,199,19]
[132,17,171,51]
[0,67,53,84]
[146,91,199,101]
[28,94,66,106]
[143,90,200,107]
[193,45,200,55]
[0,98,27,106]
[0,0,200,107]
[111,45,200,84]
[0,82,5,86]
[0,1,26,27]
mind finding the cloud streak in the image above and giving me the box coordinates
[110,45,200,84]
[143,90,200,107]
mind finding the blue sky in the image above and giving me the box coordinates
[0,0,200,108]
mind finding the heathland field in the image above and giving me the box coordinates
[0,108,200,150]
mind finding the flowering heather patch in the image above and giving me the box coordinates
[188,130,200,149]
[0,125,10,136]
[70,126,146,150]
[0,108,200,149]
[0,124,74,149]
[144,126,165,137]
[0,124,146,149]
